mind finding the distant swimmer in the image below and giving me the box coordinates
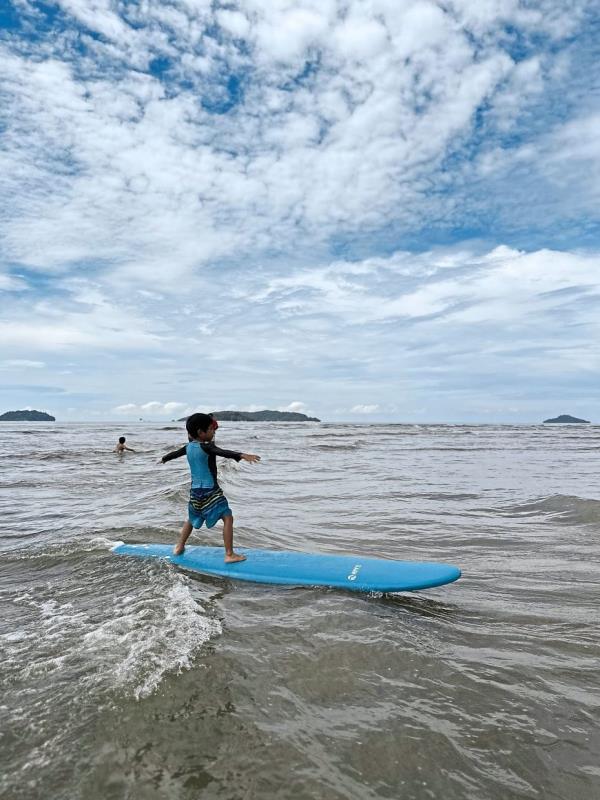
[115,436,136,453]
[160,412,260,562]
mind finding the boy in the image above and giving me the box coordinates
[115,436,135,453]
[161,413,260,561]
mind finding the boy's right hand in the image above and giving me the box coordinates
[241,453,260,463]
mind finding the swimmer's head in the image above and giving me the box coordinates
[186,413,214,440]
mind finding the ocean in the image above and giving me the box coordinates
[1,421,599,800]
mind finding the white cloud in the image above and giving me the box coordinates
[113,401,189,417]
[0,271,28,291]
[113,404,138,413]
[1,1,598,422]
[351,404,379,414]
[279,401,308,413]
[332,15,388,61]
[0,360,45,369]
[0,277,170,352]
[253,8,330,63]
[216,9,251,39]
[2,1,595,280]
[250,245,600,328]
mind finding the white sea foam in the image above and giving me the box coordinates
[84,573,221,699]
[6,559,221,701]
[92,537,124,550]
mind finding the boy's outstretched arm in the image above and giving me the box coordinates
[161,445,187,464]
[203,442,261,462]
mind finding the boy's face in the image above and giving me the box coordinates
[198,426,215,441]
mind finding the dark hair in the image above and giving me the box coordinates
[186,413,213,438]
[119,436,126,444]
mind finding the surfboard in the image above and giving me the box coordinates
[112,543,461,593]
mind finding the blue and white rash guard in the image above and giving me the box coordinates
[162,440,242,489]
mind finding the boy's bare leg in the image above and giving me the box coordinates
[173,520,193,555]
[222,514,246,563]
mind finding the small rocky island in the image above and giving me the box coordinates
[0,409,56,421]
[179,410,320,422]
[543,414,590,424]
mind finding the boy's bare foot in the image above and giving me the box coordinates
[224,552,246,563]
[173,544,185,556]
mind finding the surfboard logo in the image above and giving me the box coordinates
[347,564,362,581]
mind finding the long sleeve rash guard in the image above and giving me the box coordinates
[162,441,242,489]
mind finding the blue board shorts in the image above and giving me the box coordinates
[188,486,232,529]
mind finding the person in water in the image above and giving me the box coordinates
[161,412,260,561]
[115,436,135,453]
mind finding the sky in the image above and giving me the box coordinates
[1,0,599,423]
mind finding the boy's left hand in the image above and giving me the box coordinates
[241,453,260,463]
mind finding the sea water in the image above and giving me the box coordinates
[1,422,599,799]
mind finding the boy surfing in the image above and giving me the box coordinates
[161,413,260,561]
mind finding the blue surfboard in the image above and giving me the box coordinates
[112,543,461,593]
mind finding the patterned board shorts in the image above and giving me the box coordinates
[188,486,232,529]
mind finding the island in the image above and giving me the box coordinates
[0,409,56,421]
[179,410,320,422]
[543,414,590,424]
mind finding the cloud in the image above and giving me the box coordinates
[0,277,170,352]
[0,271,28,291]
[0,384,66,394]
[351,404,379,414]
[2,238,598,421]
[2,0,597,281]
[1,1,599,422]
[113,401,190,417]
[278,401,309,413]
[249,245,600,327]
[0,360,45,369]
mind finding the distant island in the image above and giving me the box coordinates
[543,414,590,424]
[179,410,320,422]
[0,409,56,421]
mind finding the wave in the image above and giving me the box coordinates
[0,451,70,462]
[82,578,220,699]
[159,485,190,504]
[0,561,220,800]
[0,449,137,462]
[2,543,222,701]
[312,440,366,451]
[437,444,507,450]
[500,494,600,525]
[8,428,62,435]
[401,491,481,501]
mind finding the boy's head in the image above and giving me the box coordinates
[186,413,215,441]
[118,436,126,444]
